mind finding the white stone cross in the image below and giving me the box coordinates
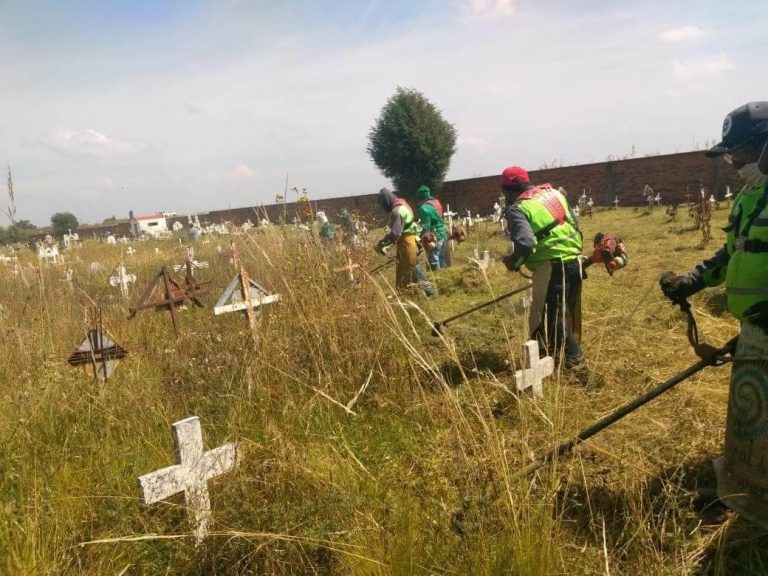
[109,265,137,298]
[445,204,458,252]
[138,416,238,544]
[514,340,554,400]
[469,249,491,272]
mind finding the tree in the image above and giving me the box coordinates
[367,87,457,200]
[50,212,79,237]
[0,220,36,245]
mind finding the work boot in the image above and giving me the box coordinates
[565,358,603,387]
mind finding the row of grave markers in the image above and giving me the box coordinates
[66,264,280,381]
[58,248,556,544]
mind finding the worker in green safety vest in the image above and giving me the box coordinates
[375,188,435,297]
[416,185,449,270]
[499,165,587,379]
[660,101,768,526]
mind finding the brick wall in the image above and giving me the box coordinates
[439,151,739,214]
[20,151,740,245]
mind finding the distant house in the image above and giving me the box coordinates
[130,213,168,237]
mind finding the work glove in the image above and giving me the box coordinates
[374,240,387,256]
[745,302,768,333]
[501,252,518,272]
[659,271,699,303]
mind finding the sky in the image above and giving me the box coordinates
[1,0,767,226]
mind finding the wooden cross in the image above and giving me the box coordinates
[213,268,280,330]
[129,266,210,335]
[138,416,238,544]
[67,309,128,381]
[333,253,360,283]
[514,341,554,399]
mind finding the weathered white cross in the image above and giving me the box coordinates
[138,416,238,544]
[469,249,491,272]
[109,265,136,298]
[445,204,458,252]
[514,340,554,400]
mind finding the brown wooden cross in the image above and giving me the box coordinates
[129,266,210,334]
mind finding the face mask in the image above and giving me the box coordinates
[739,163,768,188]
[738,140,768,188]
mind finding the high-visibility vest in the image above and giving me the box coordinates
[513,185,582,267]
[717,184,768,319]
[392,198,419,236]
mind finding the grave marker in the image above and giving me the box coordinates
[108,265,137,299]
[469,249,491,272]
[333,252,360,283]
[129,266,210,334]
[138,416,238,544]
[67,311,127,381]
[214,268,280,329]
[514,341,554,400]
[173,248,209,278]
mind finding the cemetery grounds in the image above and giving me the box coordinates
[0,206,763,575]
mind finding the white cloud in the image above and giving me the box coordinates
[660,25,707,43]
[231,163,256,179]
[459,135,489,148]
[670,53,733,81]
[467,0,515,19]
[36,128,141,157]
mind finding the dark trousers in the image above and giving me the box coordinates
[534,259,584,365]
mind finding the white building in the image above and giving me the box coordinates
[130,214,168,237]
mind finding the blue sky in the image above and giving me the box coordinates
[1,0,767,225]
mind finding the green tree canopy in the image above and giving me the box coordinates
[367,87,457,201]
[50,212,79,237]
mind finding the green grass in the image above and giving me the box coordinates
[0,205,761,574]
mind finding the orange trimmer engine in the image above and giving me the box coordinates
[589,232,627,275]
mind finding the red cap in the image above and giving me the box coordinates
[500,166,530,189]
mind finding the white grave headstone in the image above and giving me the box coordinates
[138,416,238,544]
[469,249,491,272]
[514,340,554,400]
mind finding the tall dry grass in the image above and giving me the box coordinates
[0,205,762,574]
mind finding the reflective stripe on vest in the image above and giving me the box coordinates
[517,186,566,236]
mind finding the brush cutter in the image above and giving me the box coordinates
[431,281,532,336]
[368,258,395,275]
[512,297,737,480]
